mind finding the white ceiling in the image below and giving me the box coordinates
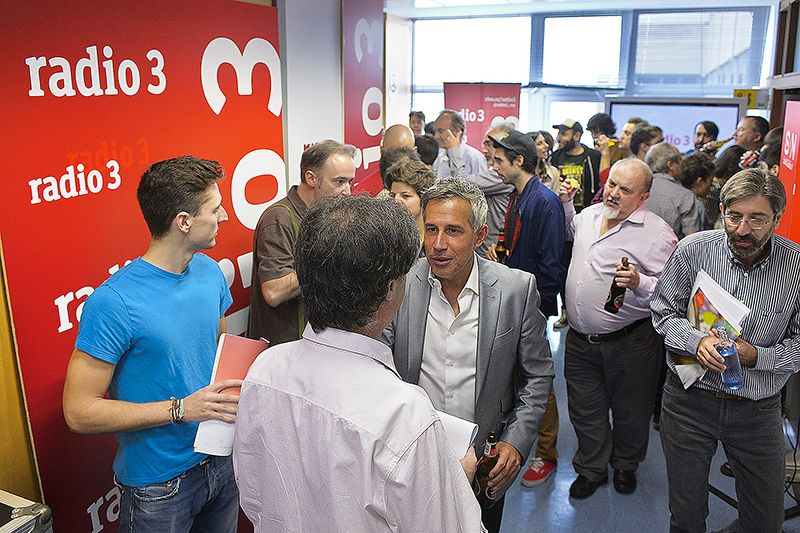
[384,0,778,18]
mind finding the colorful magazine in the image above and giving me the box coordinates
[674,270,750,388]
[687,287,740,337]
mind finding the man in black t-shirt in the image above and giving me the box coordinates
[550,119,601,328]
[550,119,601,212]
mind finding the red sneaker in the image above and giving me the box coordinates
[520,457,557,487]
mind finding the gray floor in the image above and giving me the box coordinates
[500,317,800,533]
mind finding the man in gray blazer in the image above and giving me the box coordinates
[382,178,554,533]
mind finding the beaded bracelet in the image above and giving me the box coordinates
[169,396,185,425]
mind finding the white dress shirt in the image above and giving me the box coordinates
[419,254,480,422]
[433,142,488,179]
[234,325,484,533]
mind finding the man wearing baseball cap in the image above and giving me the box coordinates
[489,130,566,316]
[550,119,601,211]
[550,119,601,330]
[488,129,566,490]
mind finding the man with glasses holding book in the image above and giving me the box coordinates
[652,168,800,533]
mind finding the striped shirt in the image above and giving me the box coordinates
[651,229,800,400]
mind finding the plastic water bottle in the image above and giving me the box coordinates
[715,326,743,390]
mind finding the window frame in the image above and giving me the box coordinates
[410,7,772,128]
[626,7,771,97]
[529,11,631,91]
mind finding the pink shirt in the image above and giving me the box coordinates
[565,203,677,334]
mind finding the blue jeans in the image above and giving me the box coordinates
[660,373,784,533]
[117,455,239,533]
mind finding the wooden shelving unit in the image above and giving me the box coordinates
[769,0,800,125]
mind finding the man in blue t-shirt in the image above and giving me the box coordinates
[63,156,241,532]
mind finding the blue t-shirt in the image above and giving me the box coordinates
[75,253,233,486]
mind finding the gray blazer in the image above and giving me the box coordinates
[382,255,554,466]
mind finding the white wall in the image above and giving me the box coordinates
[278,0,343,185]
[384,14,412,127]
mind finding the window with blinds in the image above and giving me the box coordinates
[410,8,773,127]
[631,9,769,96]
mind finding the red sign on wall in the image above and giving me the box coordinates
[0,1,283,530]
[342,0,384,195]
[443,83,522,151]
[778,100,800,243]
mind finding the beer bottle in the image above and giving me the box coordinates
[495,234,507,264]
[699,136,733,154]
[738,149,761,169]
[604,257,629,314]
[472,431,499,507]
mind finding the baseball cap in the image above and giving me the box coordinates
[552,119,584,133]
[488,130,537,165]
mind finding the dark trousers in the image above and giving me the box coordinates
[564,319,663,481]
[653,343,669,424]
[480,495,505,533]
[660,374,784,533]
[558,240,574,307]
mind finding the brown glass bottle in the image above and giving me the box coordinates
[699,136,732,154]
[604,257,629,314]
[495,234,507,264]
[472,431,499,507]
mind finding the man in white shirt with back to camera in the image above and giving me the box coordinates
[234,195,485,533]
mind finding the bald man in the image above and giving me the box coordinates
[359,125,417,196]
[381,124,416,153]
[561,159,677,499]
[378,125,419,189]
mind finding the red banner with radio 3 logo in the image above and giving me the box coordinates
[444,82,522,151]
[343,0,384,195]
[0,1,283,530]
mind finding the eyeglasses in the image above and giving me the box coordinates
[722,213,773,230]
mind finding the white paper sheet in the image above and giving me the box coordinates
[435,409,479,457]
[194,420,237,456]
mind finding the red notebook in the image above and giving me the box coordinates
[194,334,269,456]
[211,333,269,396]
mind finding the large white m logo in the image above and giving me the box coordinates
[354,18,383,68]
[201,37,282,116]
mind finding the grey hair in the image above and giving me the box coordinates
[646,142,682,175]
[439,109,466,135]
[421,178,488,231]
[300,140,357,183]
[486,123,515,137]
[295,195,419,332]
[720,168,786,214]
